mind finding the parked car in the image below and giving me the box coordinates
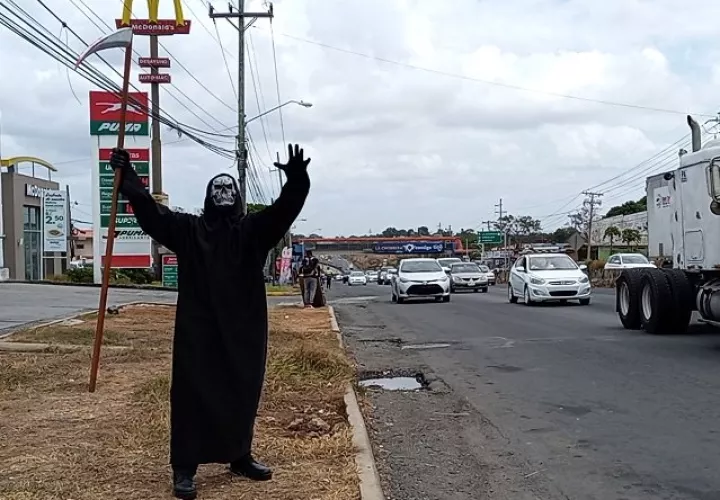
[378,266,392,284]
[508,253,591,305]
[604,253,656,270]
[390,258,451,303]
[436,257,463,274]
[348,270,367,286]
[477,264,496,285]
[450,262,488,293]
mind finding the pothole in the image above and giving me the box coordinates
[359,376,423,391]
[401,343,451,350]
[358,371,432,391]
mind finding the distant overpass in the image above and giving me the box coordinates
[297,236,464,255]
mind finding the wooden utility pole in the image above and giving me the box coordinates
[209,1,273,215]
[582,191,603,260]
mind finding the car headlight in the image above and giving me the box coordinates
[452,276,462,282]
[400,277,411,283]
[579,276,589,284]
[530,276,545,285]
[440,275,449,282]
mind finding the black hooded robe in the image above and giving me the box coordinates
[117,164,309,466]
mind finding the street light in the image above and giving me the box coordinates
[245,100,313,126]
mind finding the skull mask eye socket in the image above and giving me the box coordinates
[210,175,237,207]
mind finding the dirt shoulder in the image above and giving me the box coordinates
[0,305,357,500]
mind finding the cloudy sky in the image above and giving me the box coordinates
[1,0,719,236]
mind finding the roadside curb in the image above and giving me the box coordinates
[328,306,385,500]
[2,280,180,292]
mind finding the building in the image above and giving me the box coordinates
[589,211,649,260]
[1,157,66,280]
[72,228,94,262]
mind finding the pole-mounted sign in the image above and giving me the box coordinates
[117,0,192,35]
[139,57,171,68]
[139,73,171,84]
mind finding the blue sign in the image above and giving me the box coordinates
[373,241,445,254]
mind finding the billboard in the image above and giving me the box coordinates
[373,241,445,254]
[42,190,68,253]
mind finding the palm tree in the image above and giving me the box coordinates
[621,228,641,251]
[604,226,621,255]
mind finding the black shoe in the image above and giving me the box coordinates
[229,455,273,481]
[173,471,197,500]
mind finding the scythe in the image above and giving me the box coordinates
[75,27,135,393]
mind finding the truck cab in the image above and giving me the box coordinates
[616,116,720,333]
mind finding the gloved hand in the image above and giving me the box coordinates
[110,148,131,172]
[274,144,310,180]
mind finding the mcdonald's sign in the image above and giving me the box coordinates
[116,0,192,35]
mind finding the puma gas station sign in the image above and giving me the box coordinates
[89,91,149,136]
[89,90,152,279]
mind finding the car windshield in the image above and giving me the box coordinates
[528,255,577,271]
[452,264,480,273]
[388,269,398,274]
[402,261,441,273]
[478,265,490,272]
[438,259,462,267]
[350,271,364,276]
[621,255,649,264]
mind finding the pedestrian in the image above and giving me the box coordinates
[299,250,320,307]
[110,144,311,500]
[326,273,332,290]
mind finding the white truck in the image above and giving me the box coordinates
[616,116,720,334]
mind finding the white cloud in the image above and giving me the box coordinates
[0,0,718,236]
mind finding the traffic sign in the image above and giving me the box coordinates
[478,231,503,244]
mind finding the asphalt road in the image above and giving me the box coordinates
[329,282,720,500]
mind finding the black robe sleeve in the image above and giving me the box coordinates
[247,171,310,255]
[118,164,192,255]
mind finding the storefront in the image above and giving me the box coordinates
[1,157,65,280]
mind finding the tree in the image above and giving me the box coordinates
[604,196,647,218]
[417,226,430,236]
[381,227,400,237]
[621,228,641,251]
[515,215,542,237]
[550,226,576,243]
[604,226,621,255]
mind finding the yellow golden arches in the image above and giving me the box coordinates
[0,156,57,172]
[121,0,186,26]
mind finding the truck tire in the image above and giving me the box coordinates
[616,268,644,329]
[640,269,674,334]
[661,269,693,333]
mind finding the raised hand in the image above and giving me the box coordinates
[274,144,311,179]
[110,148,131,171]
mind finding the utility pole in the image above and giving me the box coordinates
[209,2,274,216]
[495,198,508,269]
[149,34,163,278]
[582,191,603,260]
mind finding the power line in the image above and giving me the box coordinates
[263,28,715,118]
[269,20,286,160]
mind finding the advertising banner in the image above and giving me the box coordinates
[373,241,445,254]
[42,190,68,253]
[279,247,293,284]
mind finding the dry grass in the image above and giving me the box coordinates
[0,305,358,500]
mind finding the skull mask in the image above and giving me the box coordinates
[210,174,237,208]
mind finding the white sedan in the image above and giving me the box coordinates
[348,271,367,286]
[391,258,451,304]
[508,253,591,305]
[605,253,656,270]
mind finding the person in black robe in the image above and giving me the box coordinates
[109,144,311,500]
